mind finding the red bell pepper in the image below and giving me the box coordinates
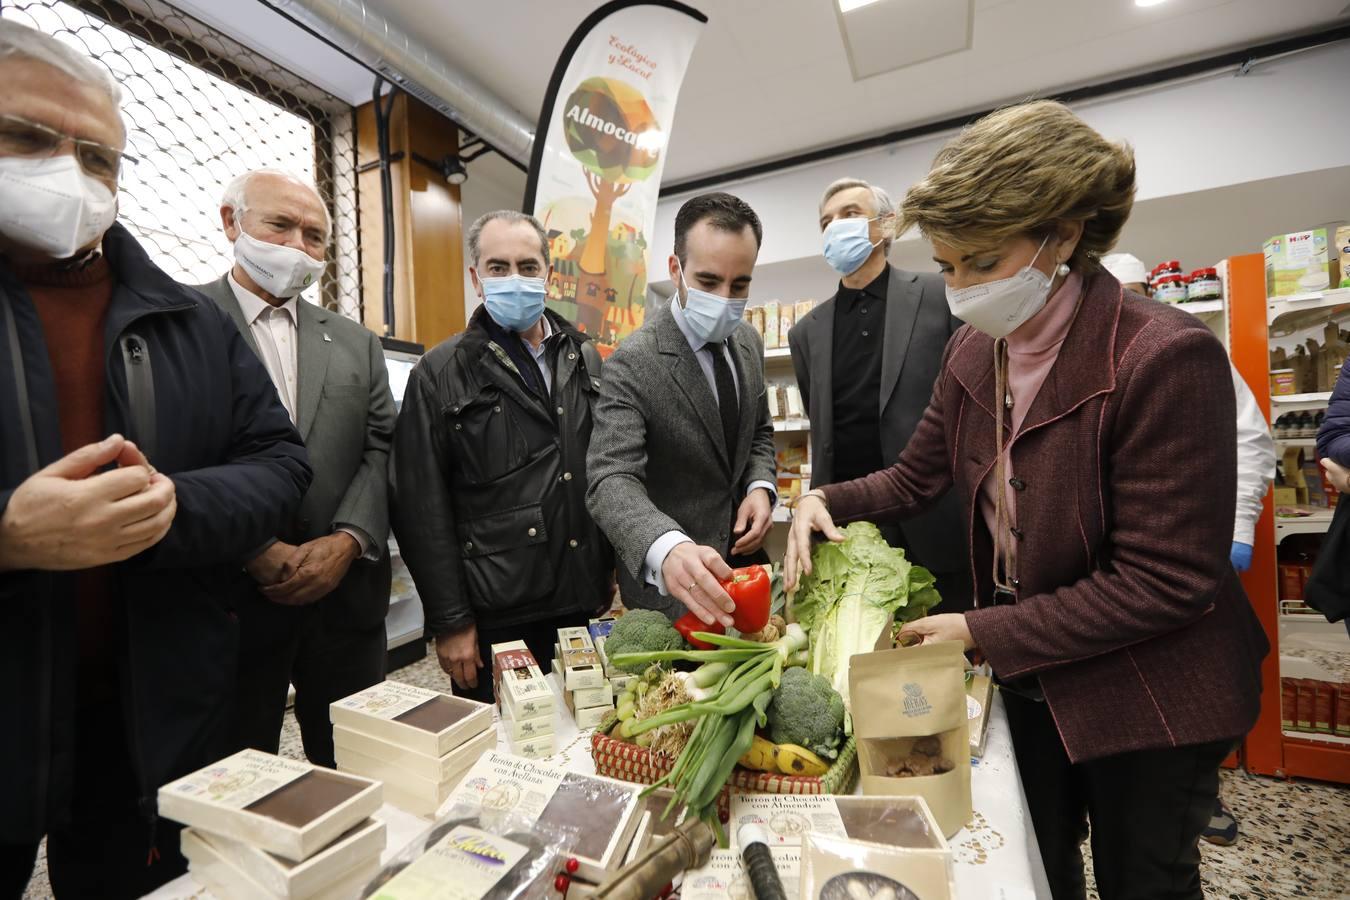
[674,611,723,650]
[721,565,771,634]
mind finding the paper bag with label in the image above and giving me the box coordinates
[849,642,971,838]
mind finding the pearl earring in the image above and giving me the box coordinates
[1056,262,1070,276]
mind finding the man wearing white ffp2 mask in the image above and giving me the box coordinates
[193,168,397,771]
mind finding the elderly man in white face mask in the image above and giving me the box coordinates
[192,169,396,770]
[0,22,310,897]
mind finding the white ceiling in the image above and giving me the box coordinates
[365,0,1349,183]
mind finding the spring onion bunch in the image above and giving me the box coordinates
[608,623,810,845]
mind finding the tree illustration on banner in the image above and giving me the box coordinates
[563,76,660,339]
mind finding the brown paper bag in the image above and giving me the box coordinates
[848,642,972,838]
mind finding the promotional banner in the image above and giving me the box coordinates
[524,1,707,352]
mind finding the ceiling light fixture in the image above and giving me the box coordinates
[1135,0,1168,7]
[839,0,885,13]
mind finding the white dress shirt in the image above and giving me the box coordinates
[643,298,777,594]
[1231,364,1275,546]
[228,272,375,560]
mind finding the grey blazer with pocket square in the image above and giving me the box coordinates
[586,301,777,619]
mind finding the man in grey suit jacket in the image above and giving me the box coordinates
[195,169,396,767]
[588,193,777,625]
[789,178,971,613]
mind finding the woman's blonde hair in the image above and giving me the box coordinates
[900,100,1135,273]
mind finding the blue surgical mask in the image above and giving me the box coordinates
[677,261,747,345]
[480,274,546,332]
[822,216,881,275]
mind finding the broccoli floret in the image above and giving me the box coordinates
[604,609,686,673]
[766,667,846,759]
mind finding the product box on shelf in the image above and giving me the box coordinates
[1337,226,1350,288]
[157,749,382,863]
[766,384,783,419]
[180,827,381,900]
[1264,229,1330,297]
[1271,369,1297,396]
[329,681,493,759]
[763,301,781,348]
[587,616,617,642]
[785,384,805,419]
[748,306,765,342]
[335,744,471,817]
[779,305,796,342]
[332,722,495,784]
[499,702,555,742]
[492,641,555,720]
[443,750,643,883]
[795,299,816,324]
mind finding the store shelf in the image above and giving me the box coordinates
[1274,438,1316,448]
[1181,299,1225,315]
[773,419,810,433]
[1275,507,1334,541]
[764,347,793,362]
[1282,730,1350,747]
[1267,287,1350,329]
[1271,392,1331,413]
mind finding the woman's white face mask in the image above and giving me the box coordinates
[943,235,1065,338]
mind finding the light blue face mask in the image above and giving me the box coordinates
[822,216,882,276]
[677,260,747,345]
[480,273,547,332]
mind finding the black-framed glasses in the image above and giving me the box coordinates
[0,113,138,180]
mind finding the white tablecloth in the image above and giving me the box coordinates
[149,683,1048,900]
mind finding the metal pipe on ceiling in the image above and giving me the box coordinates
[263,0,535,166]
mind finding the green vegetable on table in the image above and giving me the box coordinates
[604,609,687,673]
[608,624,810,846]
[766,666,846,760]
[794,521,942,706]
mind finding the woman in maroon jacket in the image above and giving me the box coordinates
[785,101,1268,900]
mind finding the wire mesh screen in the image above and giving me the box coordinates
[1,0,362,319]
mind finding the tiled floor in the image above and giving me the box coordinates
[21,650,1350,898]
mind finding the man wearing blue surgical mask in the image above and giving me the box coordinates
[588,192,778,626]
[788,178,972,612]
[392,210,613,702]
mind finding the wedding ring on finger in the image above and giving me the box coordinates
[688,581,698,593]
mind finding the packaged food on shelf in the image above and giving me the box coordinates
[1270,370,1296,396]
[1186,267,1222,302]
[1337,226,1350,288]
[333,721,495,785]
[1153,273,1188,304]
[492,641,555,721]
[587,616,617,642]
[780,306,796,343]
[1265,229,1331,296]
[1314,682,1336,735]
[1149,259,1183,290]
[1282,678,1297,730]
[562,648,606,691]
[180,826,381,900]
[557,626,596,652]
[763,301,781,348]
[748,307,766,342]
[1337,684,1350,737]
[499,703,554,742]
[795,299,817,324]
[509,732,556,760]
[1296,679,1316,731]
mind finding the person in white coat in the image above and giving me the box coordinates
[1103,252,1275,847]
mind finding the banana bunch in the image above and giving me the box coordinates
[738,734,830,777]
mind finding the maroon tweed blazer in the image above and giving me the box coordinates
[823,269,1269,763]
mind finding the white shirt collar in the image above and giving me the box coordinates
[669,296,705,352]
[228,271,299,325]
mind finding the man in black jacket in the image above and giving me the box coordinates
[392,210,612,701]
[789,177,971,612]
[0,22,310,898]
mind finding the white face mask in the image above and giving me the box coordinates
[0,154,118,260]
[677,259,747,345]
[233,228,325,299]
[944,236,1061,339]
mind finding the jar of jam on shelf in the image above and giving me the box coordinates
[1186,267,1222,302]
[1153,273,1188,304]
[1150,259,1184,291]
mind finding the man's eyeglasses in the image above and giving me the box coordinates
[0,113,138,180]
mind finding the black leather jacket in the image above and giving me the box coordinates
[391,307,612,635]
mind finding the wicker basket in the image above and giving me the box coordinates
[590,731,858,807]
